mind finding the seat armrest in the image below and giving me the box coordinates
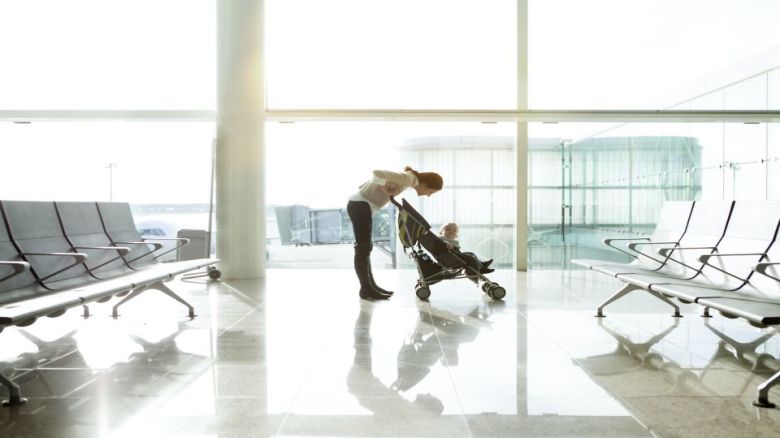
[755,262,780,273]
[114,241,164,251]
[0,261,30,273]
[696,253,766,283]
[626,241,677,251]
[21,252,88,263]
[601,237,650,260]
[658,246,716,257]
[0,261,31,284]
[143,237,190,245]
[698,253,766,264]
[141,237,191,260]
[755,262,780,281]
[603,237,650,245]
[73,246,131,255]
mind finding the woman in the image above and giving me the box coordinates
[347,166,443,300]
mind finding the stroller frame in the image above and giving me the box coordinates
[390,197,506,301]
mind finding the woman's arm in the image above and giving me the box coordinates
[377,184,403,196]
[373,170,417,187]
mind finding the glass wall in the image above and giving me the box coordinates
[528,63,780,268]
[0,121,216,260]
[264,122,516,269]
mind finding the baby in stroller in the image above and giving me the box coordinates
[438,223,494,275]
[392,196,505,300]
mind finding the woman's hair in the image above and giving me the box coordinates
[404,166,444,190]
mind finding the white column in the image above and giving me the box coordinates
[515,0,528,271]
[216,0,266,279]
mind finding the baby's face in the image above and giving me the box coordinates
[442,226,458,238]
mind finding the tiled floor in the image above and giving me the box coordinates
[2,268,780,437]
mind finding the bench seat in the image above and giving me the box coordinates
[0,292,83,327]
[696,295,780,326]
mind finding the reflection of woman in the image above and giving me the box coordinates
[347,302,445,417]
[394,305,494,391]
[347,166,443,300]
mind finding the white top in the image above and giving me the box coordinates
[349,170,418,215]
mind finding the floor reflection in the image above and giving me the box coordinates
[347,301,444,417]
[5,270,780,437]
[0,307,213,437]
[577,317,780,437]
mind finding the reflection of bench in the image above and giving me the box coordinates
[578,320,780,436]
[1,322,208,432]
[0,201,219,406]
[573,200,780,407]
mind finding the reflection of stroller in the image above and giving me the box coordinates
[390,197,506,300]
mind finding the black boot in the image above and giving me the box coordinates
[355,247,390,300]
[368,263,394,296]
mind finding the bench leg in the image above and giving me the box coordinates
[155,282,196,319]
[753,369,780,408]
[0,372,27,407]
[111,287,148,318]
[701,307,712,318]
[646,290,683,318]
[112,283,196,319]
[596,283,642,317]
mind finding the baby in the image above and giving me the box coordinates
[438,222,494,274]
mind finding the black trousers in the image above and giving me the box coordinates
[347,200,374,288]
[347,200,372,250]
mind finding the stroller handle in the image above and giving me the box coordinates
[389,196,403,209]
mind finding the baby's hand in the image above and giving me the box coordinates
[445,243,454,251]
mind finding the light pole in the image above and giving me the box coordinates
[105,163,117,201]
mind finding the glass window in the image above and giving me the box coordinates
[265,0,517,109]
[0,1,216,110]
[265,121,516,269]
[528,122,709,268]
[0,121,216,259]
[724,123,767,200]
[768,124,780,200]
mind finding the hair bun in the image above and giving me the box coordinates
[404,165,417,173]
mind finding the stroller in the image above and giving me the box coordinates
[390,197,506,301]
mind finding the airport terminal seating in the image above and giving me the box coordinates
[0,200,219,406]
[572,200,780,408]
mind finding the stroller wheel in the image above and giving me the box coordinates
[481,282,493,294]
[416,286,431,300]
[489,285,506,300]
